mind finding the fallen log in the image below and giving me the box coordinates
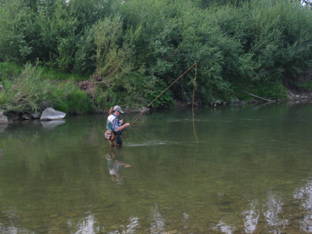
[245,92,276,102]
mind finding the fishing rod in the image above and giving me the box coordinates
[130,63,199,143]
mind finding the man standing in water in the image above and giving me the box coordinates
[105,105,130,147]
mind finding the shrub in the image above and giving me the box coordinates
[0,62,22,83]
[0,63,54,112]
[0,0,32,63]
[148,80,174,109]
[52,81,94,114]
[94,15,133,81]
[0,63,94,114]
[92,72,156,110]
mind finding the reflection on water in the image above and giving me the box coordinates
[213,221,235,234]
[294,179,312,233]
[150,205,166,234]
[243,200,259,234]
[105,148,131,184]
[263,193,288,233]
[126,140,166,147]
[40,119,66,128]
[72,215,98,234]
[1,103,312,233]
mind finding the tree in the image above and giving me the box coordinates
[0,0,32,63]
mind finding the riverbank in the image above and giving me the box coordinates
[1,88,312,125]
[0,105,148,124]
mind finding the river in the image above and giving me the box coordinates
[1,102,312,233]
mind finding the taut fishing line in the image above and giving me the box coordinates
[130,63,199,143]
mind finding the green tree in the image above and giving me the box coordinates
[0,0,32,63]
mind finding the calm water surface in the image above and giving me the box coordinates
[1,103,312,233]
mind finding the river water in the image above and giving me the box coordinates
[1,102,312,233]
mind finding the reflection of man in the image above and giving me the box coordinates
[105,148,131,184]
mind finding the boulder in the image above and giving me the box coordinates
[40,107,66,120]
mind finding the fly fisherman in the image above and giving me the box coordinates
[105,105,130,147]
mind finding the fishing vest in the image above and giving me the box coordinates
[106,114,119,132]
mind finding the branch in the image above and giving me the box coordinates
[245,92,276,102]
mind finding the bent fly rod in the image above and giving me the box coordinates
[130,63,199,143]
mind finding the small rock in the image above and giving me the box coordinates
[0,109,8,124]
[22,112,32,120]
[31,112,41,119]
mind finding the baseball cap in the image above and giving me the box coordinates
[113,105,124,113]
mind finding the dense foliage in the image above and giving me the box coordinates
[1,0,312,113]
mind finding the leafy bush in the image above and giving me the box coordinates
[0,0,32,63]
[0,64,54,112]
[0,62,22,83]
[0,64,93,114]
[298,81,312,92]
[251,80,287,100]
[94,15,133,81]
[148,80,174,109]
[42,67,87,81]
[92,72,156,110]
[1,0,312,108]
[52,81,94,114]
[73,26,96,76]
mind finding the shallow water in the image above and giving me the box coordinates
[1,103,312,233]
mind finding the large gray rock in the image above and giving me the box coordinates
[40,107,66,120]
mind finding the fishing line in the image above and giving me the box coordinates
[192,142,199,187]
[130,63,199,143]
[192,63,199,143]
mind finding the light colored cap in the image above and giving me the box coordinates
[113,105,124,113]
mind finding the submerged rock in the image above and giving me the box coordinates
[40,107,66,120]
